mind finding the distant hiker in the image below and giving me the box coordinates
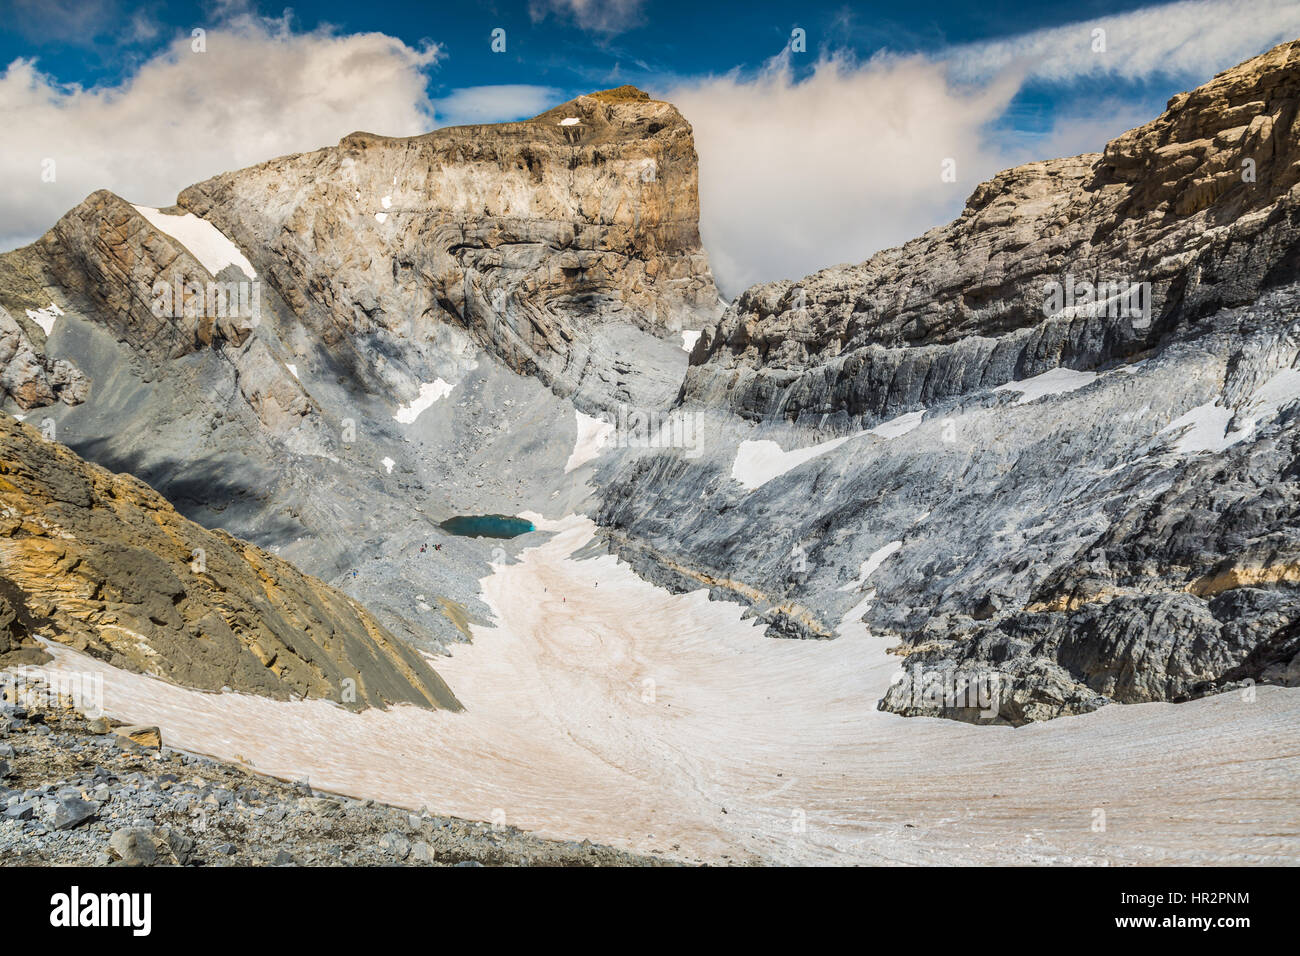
[435,543,442,551]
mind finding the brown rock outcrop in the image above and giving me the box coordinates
[0,413,459,711]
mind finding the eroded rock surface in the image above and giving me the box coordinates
[0,306,86,410]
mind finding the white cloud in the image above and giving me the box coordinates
[668,52,1022,296]
[0,12,440,249]
[529,0,647,35]
[945,0,1300,84]
[669,0,1300,296]
[433,84,565,127]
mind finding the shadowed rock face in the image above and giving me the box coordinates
[686,39,1300,426]
[0,414,460,712]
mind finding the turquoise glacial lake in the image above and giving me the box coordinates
[439,514,536,539]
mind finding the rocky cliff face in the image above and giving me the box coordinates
[0,85,719,674]
[0,413,459,712]
[686,40,1300,426]
[176,84,720,413]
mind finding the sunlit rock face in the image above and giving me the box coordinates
[177,85,722,412]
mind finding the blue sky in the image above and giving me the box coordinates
[0,0,1209,120]
[3,0,1299,292]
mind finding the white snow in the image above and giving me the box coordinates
[838,540,902,592]
[285,364,299,380]
[381,195,393,209]
[25,303,64,336]
[995,367,1098,405]
[1161,402,1242,454]
[131,205,257,279]
[374,212,388,224]
[681,330,701,352]
[730,411,925,491]
[1246,367,1300,419]
[836,592,877,639]
[732,436,852,490]
[866,410,924,440]
[564,410,616,473]
[559,117,581,126]
[394,379,455,424]
[1162,367,1300,455]
[381,457,395,474]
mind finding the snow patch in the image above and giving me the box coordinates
[1161,402,1243,454]
[681,330,701,352]
[374,212,388,224]
[837,592,877,640]
[995,367,1098,405]
[381,195,393,209]
[394,379,455,424]
[1246,367,1300,418]
[25,303,64,336]
[285,364,299,380]
[559,117,581,126]
[564,411,616,473]
[381,457,395,474]
[731,411,925,491]
[839,540,902,592]
[866,410,924,440]
[1162,368,1300,455]
[132,205,256,279]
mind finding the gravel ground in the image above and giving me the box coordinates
[0,685,677,867]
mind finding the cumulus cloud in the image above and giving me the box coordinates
[670,0,1300,295]
[0,12,440,249]
[528,0,647,36]
[433,84,565,127]
[668,53,1023,297]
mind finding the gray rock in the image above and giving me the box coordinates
[377,831,411,859]
[409,841,436,863]
[50,796,97,830]
[4,801,35,821]
[108,827,158,866]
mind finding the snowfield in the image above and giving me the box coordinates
[37,515,1300,865]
